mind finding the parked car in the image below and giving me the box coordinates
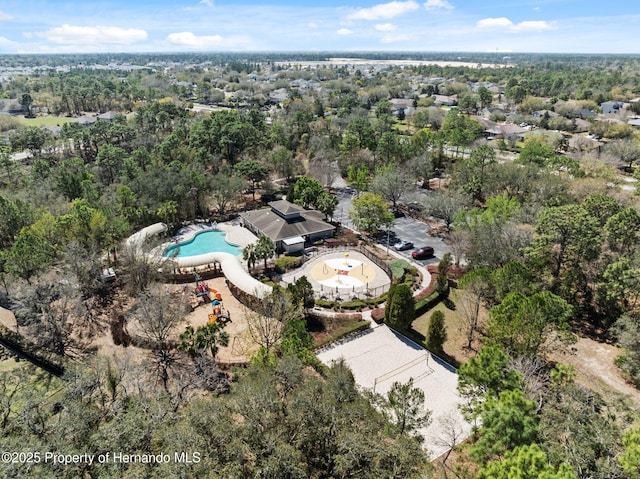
[411,246,435,259]
[394,240,414,251]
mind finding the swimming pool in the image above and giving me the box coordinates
[163,230,242,258]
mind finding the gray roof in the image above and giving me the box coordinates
[269,200,304,216]
[71,115,97,125]
[0,99,20,113]
[240,207,334,242]
[97,111,119,120]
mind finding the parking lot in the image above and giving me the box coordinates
[333,186,451,266]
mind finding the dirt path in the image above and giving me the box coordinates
[548,336,640,409]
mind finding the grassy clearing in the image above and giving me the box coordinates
[412,288,489,366]
[17,116,72,127]
[0,357,23,373]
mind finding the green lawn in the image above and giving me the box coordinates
[412,288,488,366]
[17,116,72,127]
[0,357,23,373]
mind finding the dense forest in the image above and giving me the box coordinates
[1,52,640,478]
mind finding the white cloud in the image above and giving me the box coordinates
[166,31,248,48]
[199,0,213,5]
[348,1,419,21]
[337,28,354,35]
[381,33,410,43]
[308,22,318,29]
[476,17,554,33]
[0,36,18,47]
[509,20,554,32]
[0,11,14,21]
[375,23,397,31]
[38,25,147,45]
[476,17,513,29]
[423,0,453,10]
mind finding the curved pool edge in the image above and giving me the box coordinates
[164,228,241,258]
[167,251,271,299]
[126,222,271,300]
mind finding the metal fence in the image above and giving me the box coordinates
[282,244,392,301]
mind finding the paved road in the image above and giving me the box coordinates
[332,186,450,266]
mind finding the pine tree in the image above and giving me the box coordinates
[427,310,447,352]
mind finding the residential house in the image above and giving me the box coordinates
[482,121,528,140]
[601,101,623,115]
[71,115,97,126]
[0,99,22,115]
[573,118,591,133]
[579,108,595,119]
[432,94,458,107]
[532,109,559,118]
[628,118,640,128]
[97,111,120,122]
[268,88,289,105]
[389,98,415,117]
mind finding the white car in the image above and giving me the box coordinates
[393,240,414,251]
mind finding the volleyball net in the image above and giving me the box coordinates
[373,352,434,393]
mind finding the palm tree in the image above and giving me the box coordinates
[179,323,229,361]
[254,235,275,270]
[243,243,257,272]
[156,200,178,228]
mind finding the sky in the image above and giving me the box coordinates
[0,0,638,55]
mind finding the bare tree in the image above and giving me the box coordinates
[457,270,492,352]
[244,288,302,357]
[370,164,413,208]
[13,280,91,359]
[118,241,173,296]
[446,228,470,267]
[245,309,284,355]
[308,153,340,188]
[433,412,468,478]
[423,191,467,231]
[606,138,640,171]
[128,288,189,393]
[129,287,187,346]
[457,291,482,353]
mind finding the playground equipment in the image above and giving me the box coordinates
[194,281,211,300]
[188,282,231,324]
[208,298,231,324]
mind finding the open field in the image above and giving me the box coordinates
[0,357,22,373]
[18,115,72,127]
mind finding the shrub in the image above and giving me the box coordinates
[389,259,411,279]
[340,299,367,310]
[385,283,415,329]
[314,299,334,308]
[371,308,385,323]
[275,256,303,273]
[313,320,369,349]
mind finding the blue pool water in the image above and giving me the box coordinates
[163,230,242,257]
